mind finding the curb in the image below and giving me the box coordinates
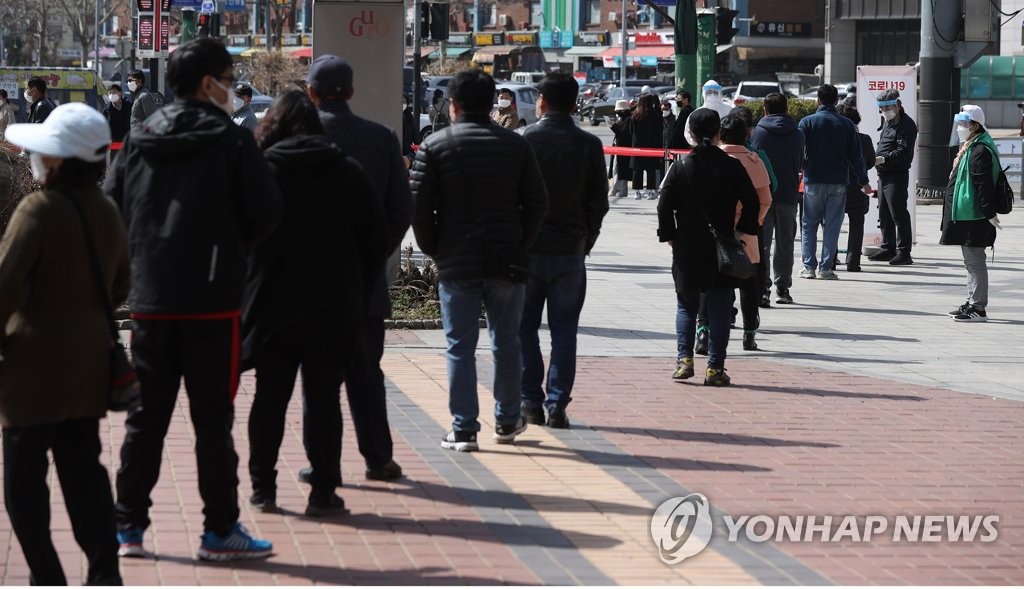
[117,318,487,331]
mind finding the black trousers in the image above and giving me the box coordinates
[248,317,354,496]
[342,316,394,470]
[4,418,122,586]
[846,211,866,265]
[878,171,912,254]
[115,317,241,536]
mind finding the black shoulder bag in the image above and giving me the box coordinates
[445,126,530,283]
[680,156,757,280]
[64,192,140,412]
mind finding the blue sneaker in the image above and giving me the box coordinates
[116,527,146,558]
[196,523,273,561]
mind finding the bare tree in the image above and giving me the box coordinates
[54,0,127,65]
[267,0,299,47]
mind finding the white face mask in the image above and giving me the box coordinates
[662,110,671,118]
[29,153,49,183]
[402,103,408,111]
[704,92,721,106]
[233,95,245,112]
[24,90,36,104]
[882,110,897,122]
[108,93,121,104]
[498,98,512,109]
[956,126,972,143]
[209,78,233,115]
[127,81,138,92]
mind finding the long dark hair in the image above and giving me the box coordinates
[47,158,106,192]
[632,93,659,122]
[255,90,325,150]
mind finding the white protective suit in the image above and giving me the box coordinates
[684,80,733,146]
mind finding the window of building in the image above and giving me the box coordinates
[855,19,920,68]
[586,0,602,25]
[531,0,542,26]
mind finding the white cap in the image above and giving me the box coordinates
[6,102,111,163]
[956,104,986,127]
[641,85,652,95]
[614,99,630,111]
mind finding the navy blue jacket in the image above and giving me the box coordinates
[875,112,917,175]
[751,114,805,206]
[798,105,868,187]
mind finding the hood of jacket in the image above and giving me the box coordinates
[756,114,799,136]
[128,99,233,156]
[262,135,341,173]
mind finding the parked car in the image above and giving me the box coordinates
[425,74,455,100]
[493,83,540,127]
[731,81,784,106]
[578,86,643,126]
[234,83,273,119]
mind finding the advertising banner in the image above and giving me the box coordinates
[856,65,918,252]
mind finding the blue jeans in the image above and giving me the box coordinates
[801,183,848,273]
[439,279,526,433]
[676,286,735,370]
[520,255,587,411]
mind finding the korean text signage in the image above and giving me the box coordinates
[474,32,504,46]
[137,0,171,58]
[634,30,671,45]
[448,32,472,46]
[507,32,538,45]
[856,65,919,248]
[540,30,573,48]
[750,21,811,37]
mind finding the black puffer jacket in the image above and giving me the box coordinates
[410,114,548,281]
[104,99,283,315]
[520,113,608,255]
[241,135,387,368]
[940,144,997,248]
[875,111,917,175]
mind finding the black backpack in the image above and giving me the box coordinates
[995,165,1014,215]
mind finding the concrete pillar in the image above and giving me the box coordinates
[823,0,855,83]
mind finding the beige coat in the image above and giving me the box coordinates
[491,107,519,129]
[0,187,130,427]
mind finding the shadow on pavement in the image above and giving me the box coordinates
[792,303,939,317]
[587,426,840,448]
[758,329,919,343]
[737,382,928,401]
[585,263,669,274]
[764,351,924,364]
[579,326,675,340]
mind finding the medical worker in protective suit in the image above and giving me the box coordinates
[684,80,733,146]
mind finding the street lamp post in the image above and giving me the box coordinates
[619,0,626,87]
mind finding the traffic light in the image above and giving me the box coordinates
[197,12,211,37]
[419,3,431,38]
[716,7,739,45]
[429,3,450,41]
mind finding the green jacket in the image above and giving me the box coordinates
[952,133,999,222]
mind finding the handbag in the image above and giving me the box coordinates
[63,191,140,412]
[679,157,757,280]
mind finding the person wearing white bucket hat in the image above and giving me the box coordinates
[608,99,633,199]
[941,104,1000,322]
[0,101,128,585]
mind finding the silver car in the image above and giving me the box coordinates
[493,83,540,127]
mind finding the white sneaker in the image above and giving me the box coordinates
[798,268,816,279]
[493,416,528,444]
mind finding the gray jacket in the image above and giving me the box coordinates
[233,104,258,133]
[130,90,160,130]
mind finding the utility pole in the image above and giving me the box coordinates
[94,0,101,80]
[265,0,273,49]
[916,0,960,202]
[619,0,626,87]
[413,0,423,118]
[673,0,695,95]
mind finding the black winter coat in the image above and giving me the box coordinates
[846,132,875,215]
[661,113,676,148]
[241,135,388,368]
[319,100,413,317]
[103,99,132,143]
[410,114,549,281]
[751,114,804,206]
[521,113,609,255]
[875,112,917,175]
[610,115,633,178]
[669,105,694,150]
[630,113,664,171]
[657,145,760,292]
[104,99,283,315]
[940,144,997,248]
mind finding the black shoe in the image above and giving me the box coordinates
[889,253,913,266]
[521,404,546,425]
[297,467,342,487]
[248,491,278,513]
[758,295,771,308]
[694,327,709,356]
[775,288,793,305]
[304,493,350,517]
[868,250,896,262]
[948,302,970,317]
[730,307,738,328]
[703,367,731,387]
[493,416,528,444]
[953,304,988,322]
[441,430,479,452]
[547,407,570,429]
[366,459,403,481]
[742,331,759,351]
[847,264,861,272]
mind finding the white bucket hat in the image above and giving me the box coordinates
[6,102,111,163]
[614,99,630,111]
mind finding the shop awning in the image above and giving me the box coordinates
[284,46,312,59]
[565,45,607,56]
[597,45,676,60]
[241,47,264,58]
[473,45,518,63]
[427,47,472,59]
[405,46,436,57]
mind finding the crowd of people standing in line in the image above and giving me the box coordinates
[0,46,1006,583]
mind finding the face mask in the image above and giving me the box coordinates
[127,81,138,92]
[882,110,897,122]
[209,78,233,115]
[663,110,672,118]
[704,92,721,106]
[956,127,972,143]
[108,93,120,104]
[402,103,408,111]
[29,153,49,183]
[498,98,512,109]
[24,90,35,104]
[233,95,245,112]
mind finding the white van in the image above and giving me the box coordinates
[510,72,545,85]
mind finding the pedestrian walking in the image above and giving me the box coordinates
[232,84,259,133]
[751,92,805,304]
[518,72,608,429]
[0,103,128,585]
[429,89,451,133]
[244,90,388,516]
[942,105,1001,323]
[658,108,759,386]
[797,84,870,281]
[630,93,664,199]
[411,68,548,451]
[492,87,519,129]
[104,38,283,561]
[836,105,875,272]
[608,100,633,199]
[24,77,55,124]
[127,70,161,130]
[103,84,132,143]
[866,89,917,266]
[661,100,676,148]
[401,94,418,167]
[300,55,412,485]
